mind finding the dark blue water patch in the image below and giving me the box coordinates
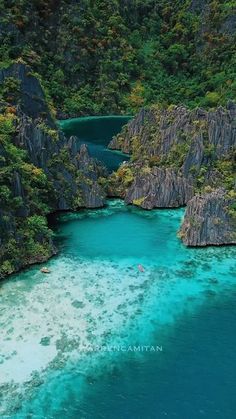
[59,116,132,172]
[71,289,236,419]
[59,116,132,142]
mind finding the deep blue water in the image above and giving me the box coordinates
[76,290,236,419]
[59,116,131,172]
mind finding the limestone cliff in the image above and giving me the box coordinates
[0,63,106,278]
[125,168,194,209]
[15,114,106,210]
[109,104,235,175]
[109,104,236,246]
[179,189,236,246]
[0,62,54,125]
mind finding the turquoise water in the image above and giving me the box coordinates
[0,200,235,418]
[59,116,131,172]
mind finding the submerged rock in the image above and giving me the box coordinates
[40,267,51,274]
[179,189,236,246]
[40,337,51,346]
[72,300,85,309]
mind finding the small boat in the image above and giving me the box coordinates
[40,267,51,274]
[137,264,145,272]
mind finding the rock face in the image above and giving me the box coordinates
[0,63,54,125]
[109,104,236,176]
[179,189,236,246]
[109,108,153,154]
[76,144,106,208]
[14,112,106,211]
[109,103,235,246]
[125,168,194,209]
[109,103,236,196]
[0,63,107,278]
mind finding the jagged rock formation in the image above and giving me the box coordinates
[125,168,194,209]
[109,104,236,246]
[75,144,106,208]
[109,104,236,171]
[109,104,236,187]
[109,108,152,154]
[15,114,106,210]
[0,63,106,278]
[0,63,54,125]
[179,189,236,246]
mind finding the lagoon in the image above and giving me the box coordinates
[0,201,235,418]
[0,117,235,419]
[59,116,131,172]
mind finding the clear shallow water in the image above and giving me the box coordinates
[0,200,235,418]
[59,116,131,172]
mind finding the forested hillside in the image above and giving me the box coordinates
[0,0,235,116]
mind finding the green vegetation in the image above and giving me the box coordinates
[116,166,135,186]
[163,141,191,168]
[0,215,53,277]
[37,121,59,141]
[0,0,235,116]
[0,109,54,278]
[0,76,21,103]
[133,197,146,206]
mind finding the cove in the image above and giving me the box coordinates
[0,201,235,418]
[58,116,132,172]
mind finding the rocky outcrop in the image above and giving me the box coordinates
[125,168,194,209]
[109,104,236,172]
[179,189,236,246]
[109,103,235,246]
[76,144,106,208]
[109,104,236,198]
[0,112,106,277]
[14,114,106,211]
[0,63,54,125]
[108,108,153,154]
[0,63,107,278]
